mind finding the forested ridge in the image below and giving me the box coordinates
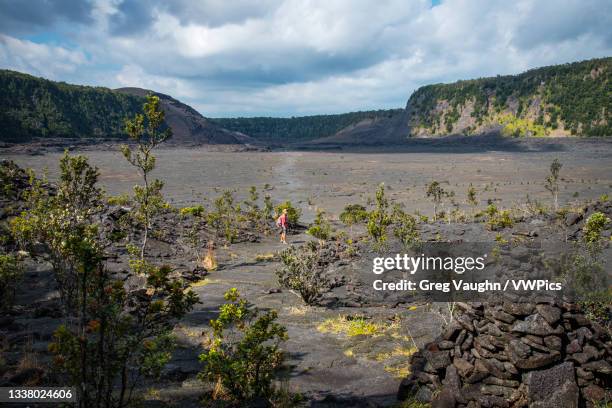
[0,70,145,142]
[211,109,404,142]
[407,57,611,137]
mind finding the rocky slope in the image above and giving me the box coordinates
[115,87,259,146]
[400,57,611,138]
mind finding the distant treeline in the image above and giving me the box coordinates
[409,57,612,136]
[211,109,404,142]
[0,70,144,142]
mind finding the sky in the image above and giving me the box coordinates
[0,0,610,117]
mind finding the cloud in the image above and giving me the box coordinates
[0,0,94,35]
[0,34,87,79]
[0,0,610,116]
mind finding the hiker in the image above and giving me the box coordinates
[276,208,288,244]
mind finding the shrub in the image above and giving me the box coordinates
[274,201,302,226]
[583,212,610,244]
[179,205,205,217]
[106,194,130,206]
[198,288,287,402]
[276,245,330,305]
[392,205,420,249]
[544,159,563,210]
[10,152,103,310]
[367,183,392,249]
[306,209,332,241]
[208,190,240,244]
[426,181,449,222]
[0,254,22,312]
[339,204,368,230]
[487,209,514,231]
[467,184,478,206]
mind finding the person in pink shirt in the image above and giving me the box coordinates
[276,208,288,244]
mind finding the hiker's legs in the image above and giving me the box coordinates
[281,228,287,243]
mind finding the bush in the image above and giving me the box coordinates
[392,205,420,249]
[276,245,329,305]
[198,288,287,402]
[106,194,130,206]
[274,201,302,226]
[306,209,332,241]
[0,254,22,312]
[339,204,368,229]
[179,205,205,217]
[207,190,240,244]
[367,184,392,249]
[10,152,104,310]
[583,212,610,244]
[484,205,514,231]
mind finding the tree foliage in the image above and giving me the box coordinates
[0,70,144,142]
[198,288,287,402]
[408,57,611,136]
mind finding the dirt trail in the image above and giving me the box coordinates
[166,231,443,406]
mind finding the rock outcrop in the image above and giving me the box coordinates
[398,301,611,407]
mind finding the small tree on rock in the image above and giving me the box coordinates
[121,94,171,259]
[544,158,562,211]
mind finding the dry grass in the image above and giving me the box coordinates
[317,315,388,337]
[255,253,276,262]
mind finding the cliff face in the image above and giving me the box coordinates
[399,57,611,138]
[114,88,258,146]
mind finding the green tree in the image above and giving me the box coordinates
[306,209,333,242]
[544,158,562,211]
[198,288,287,402]
[0,253,22,312]
[11,152,103,310]
[120,94,171,259]
[391,205,420,249]
[367,183,392,249]
[426,181,448,222]
[339,204,368,233]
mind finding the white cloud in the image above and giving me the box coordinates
[0,34,87,79]
[0,0,610,116]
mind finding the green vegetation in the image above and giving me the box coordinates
[0,70,144,142]
[274,201,302,226]
[121,94,171,259]
[499,113,549,137]
[317,315,386,337]
[392,205,420,249]
[339,204,368,231]
[367,183,392,249]
[408,57,611,136]
[544,159,563,210]
[198,288,287,402]
[425,181,449,222]
[306,209,333,241]
[484,204,515,231]
[12,151,197,407]
[179,205,205,217]
[207,190,241,244]
[11,152,104,309]
[212,109,403,142]
[583,212,611,244]
[0,253,22,311]
[277,244,330,305]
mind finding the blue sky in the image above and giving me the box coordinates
[0,0,610,117]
